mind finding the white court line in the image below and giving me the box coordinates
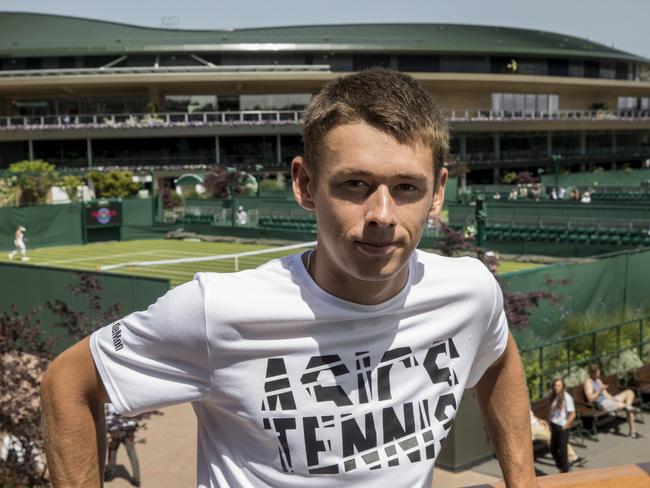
[101,241,317,271]
[40,250,161,266]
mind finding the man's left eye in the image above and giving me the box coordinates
[396,183,418,192]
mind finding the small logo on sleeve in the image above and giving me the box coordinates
[111,322,124,351]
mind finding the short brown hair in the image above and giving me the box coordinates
[302,68,449,188]
[588,363,600,375]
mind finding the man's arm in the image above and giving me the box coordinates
[41,336,109,487]
[475,332,536,488]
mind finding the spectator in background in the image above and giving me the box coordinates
[550,188,558,200]
[579,191,591,204]
[549,378,575,473]
[583,364,640,438]
[508,188,518,200]
[235,205,248,226]
[530,409,586,467]
[492,191,502,200]
[558,187,567,199]
[104,404,141,486]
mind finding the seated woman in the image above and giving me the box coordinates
[583,363,640,438]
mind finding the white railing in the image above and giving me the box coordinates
[0,64,332,78]
[1,109,650,131]
[0,110,304,130]
[445,108,650,121]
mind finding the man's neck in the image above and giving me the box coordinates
[303,251,409,306]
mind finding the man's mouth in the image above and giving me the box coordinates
[354,240,400,255]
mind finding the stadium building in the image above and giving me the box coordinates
[1,12,650,187]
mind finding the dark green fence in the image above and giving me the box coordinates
[0,202,83,251]
[521,317,650,399]
[0,261,170,350]
[502,247,650,346]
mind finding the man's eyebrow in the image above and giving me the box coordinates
[331,168,429,181]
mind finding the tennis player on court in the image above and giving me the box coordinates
[8,225,29,261]
[42,69,535,487]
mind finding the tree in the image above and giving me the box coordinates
[433,223,565,329]
[1,273,159,485]
[162,187,183,210]
[203,165,230,198]
[88,170,141,199]
[58,174,84,202]
[8,160,59,205]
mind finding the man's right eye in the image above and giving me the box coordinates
[341,180,368,189]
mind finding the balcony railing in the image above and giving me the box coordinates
[446,108,650,121]
[0,64,332,78]
[1,109,650,132]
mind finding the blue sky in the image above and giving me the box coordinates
[1,0,649,58]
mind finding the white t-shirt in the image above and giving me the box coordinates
[549,392,575,427]
[90,249,509,488]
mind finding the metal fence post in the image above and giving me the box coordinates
[639,319,644,360]
[539,347,544,399]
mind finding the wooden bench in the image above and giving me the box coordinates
[631,363,650,410]
[602,373,644,422]
[566,384,618,440]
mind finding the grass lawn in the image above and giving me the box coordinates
[497,261,542,274]
[1,239,543,287]
[1,239,313,287]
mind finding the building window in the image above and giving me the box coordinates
[491,93,559,113]
[618,97,637,110]
[618,97,650,111]
[239,94,312,111]
[352,55,391,71]
[165,95,218,113]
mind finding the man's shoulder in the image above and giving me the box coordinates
[193,253,299,294]
[414,249,494,284]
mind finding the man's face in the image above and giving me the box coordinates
[293,122,446,285]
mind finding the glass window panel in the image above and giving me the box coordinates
[491,93,503,112]
[503,94,515,112]
[537,94,548,112]
[514,94,525,112]
[525,94,536,112]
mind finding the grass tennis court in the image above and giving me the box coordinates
[1,239,542,287]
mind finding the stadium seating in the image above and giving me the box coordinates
[459,222,650,246]
[258,216,317,233]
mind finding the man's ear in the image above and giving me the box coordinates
[292,156,315,210]
[428,167,448,219]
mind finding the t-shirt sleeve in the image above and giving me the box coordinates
[565,393,576,413]
[465,273,509,388]
[90,276,211,416]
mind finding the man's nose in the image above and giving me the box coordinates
[365,186,397,227]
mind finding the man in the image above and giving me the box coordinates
[584,363,640,438]
[8,225,29,261]
[236,205,249,226]
[529,410,586,466]
[41,69,535,487]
